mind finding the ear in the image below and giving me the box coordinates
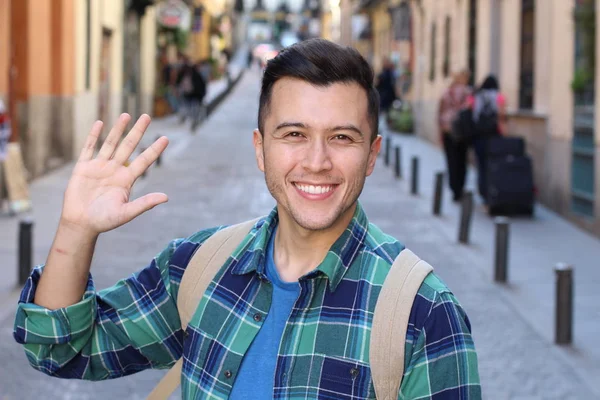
[366,135,382,176]
[253,129,265,172]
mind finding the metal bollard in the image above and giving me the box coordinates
[410,156,419,195]
[384,136,391,166]
[458,191,474,244]
[554,263,574,345]
[432,172,444,215]
[18,218,34,285]
[394,146,402,179]
[494,217,510,283]
[155,136,162,167]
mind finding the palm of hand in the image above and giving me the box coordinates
[64,159,135,232]
[61,114,169,235]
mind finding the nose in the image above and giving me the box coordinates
[301,138,333,173]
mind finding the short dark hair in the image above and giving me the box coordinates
[258,39,380,142]
[479,75,499,91]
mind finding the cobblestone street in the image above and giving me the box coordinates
[0,71,596,399]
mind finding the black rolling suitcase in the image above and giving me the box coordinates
[487,137,535,216]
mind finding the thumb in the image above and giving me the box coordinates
[121,193,168,223]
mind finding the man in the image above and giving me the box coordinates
[14,39,480,399]
[375,58,398,115]
[438,70,472,202]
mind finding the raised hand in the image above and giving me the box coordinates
[60,113,169,236]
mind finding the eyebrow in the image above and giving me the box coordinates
[274,122,364,138]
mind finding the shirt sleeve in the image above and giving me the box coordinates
[12,227,219,381]
[398,290,481,399]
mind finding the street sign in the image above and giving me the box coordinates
[156,0,191,30]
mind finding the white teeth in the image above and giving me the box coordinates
[296,184,333,195]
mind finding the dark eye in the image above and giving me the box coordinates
[334,134,352,141]
[286,131,303,138]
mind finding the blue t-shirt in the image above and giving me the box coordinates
[229,227,300,399]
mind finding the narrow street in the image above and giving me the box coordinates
[0,70,596,399]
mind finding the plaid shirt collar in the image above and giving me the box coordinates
[230,202,369,292]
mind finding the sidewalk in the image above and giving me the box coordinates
[378,124,600,396]
[0,48,248,313]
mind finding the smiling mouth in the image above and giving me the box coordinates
[294,183,336,195]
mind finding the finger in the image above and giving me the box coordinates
[120,193,168,223]
[78,121,103,161]
[97,113,132,160]
[128,136,169,178]
[113,114,152,164]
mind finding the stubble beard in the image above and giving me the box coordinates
[263,159,368,232]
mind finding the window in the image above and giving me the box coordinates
[391,2,411,41]
[519,0,535,110]
[429,23,436,81]
[443,16,451,77]
[467,0,477,86]
[571,0,596,218]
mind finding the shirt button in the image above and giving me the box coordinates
[224,370,232,379]
[350,368,359,378]
[253,313,263,322]
[184,330,189,338]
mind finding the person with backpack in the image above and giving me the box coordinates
[13,39,481,399]
[438,70,472,202]
[468,75,507,204]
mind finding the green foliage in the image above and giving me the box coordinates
[159,27,189,52]
[387,102,414,134]
[572,0,596,90]
[571,67,593,93]
[173,28,189,51]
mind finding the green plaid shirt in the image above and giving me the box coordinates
[14,203,480,399]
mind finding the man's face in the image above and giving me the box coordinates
[253,78,381,231]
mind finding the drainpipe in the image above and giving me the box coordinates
[489,0,501,78]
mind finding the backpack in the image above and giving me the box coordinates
[148,219,433,400]
[450,107,476,143]
[473,92,499,137]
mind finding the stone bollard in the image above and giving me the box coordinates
[155,136,162,167]
[18,218,34,286]
[141,147,148,178]
[554,263,574,345]
[410,156,419,195]
[494,217,510,283]
[394,146,402,179]
[432,172,444,215]
[458,191,474,244]
[384,136,391,167]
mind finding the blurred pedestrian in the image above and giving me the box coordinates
[438,69,472,202]
[160,52,179,113]
[247,49,253,69]
[375,58,398,115]
[177,57,207,130]
[468,75,507,203]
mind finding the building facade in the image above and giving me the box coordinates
[410,0,600,237]
[0,0,157,179]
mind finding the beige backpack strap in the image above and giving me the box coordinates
[147,218,260,400]
[370,248,433,400]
